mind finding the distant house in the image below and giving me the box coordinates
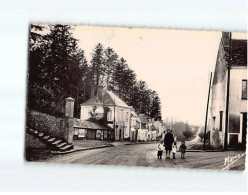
[137,114,149,141]
[130,110,139,141]
[152,119,166,140]
[209,32,247,149]
[80,86,133,141]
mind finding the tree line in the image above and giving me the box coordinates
[28,24,161,119]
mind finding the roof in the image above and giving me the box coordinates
[138,114,150,123]
[230,39,247,65]
[81,90,130,108]
[107,91,129,107]
[74,118,113,130]
[131,110,138,117]
[223,39,247,65]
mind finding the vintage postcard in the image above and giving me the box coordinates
[25,24,247,171]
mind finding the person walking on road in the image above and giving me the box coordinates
[163,129,174,159]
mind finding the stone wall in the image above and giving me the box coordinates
[25,133,47,150]
[26,110,66,141]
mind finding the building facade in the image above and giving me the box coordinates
[80,86,133,141]
[130,110,139,141]
[137,114,149,141]
[152,119,166,140]
[209,32,247,149]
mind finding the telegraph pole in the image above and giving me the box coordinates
[113,98,116,140]
[203,72,212,151]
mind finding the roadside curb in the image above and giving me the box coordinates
[185,150,226,152]
[50,142,241,155]
[51,144,114,155]
[51,141,156,155]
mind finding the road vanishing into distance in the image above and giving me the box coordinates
[41,143,245,171]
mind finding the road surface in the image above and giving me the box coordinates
[42,143,245,171]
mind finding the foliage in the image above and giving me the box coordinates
[183,130,194,140]
[27,24,162,119]
[171,121,196,141]
[198,132,204,140]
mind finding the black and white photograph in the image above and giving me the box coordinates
[25,24,247,171]
[0,0,247,192]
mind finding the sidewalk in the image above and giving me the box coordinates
[51,139,157,155]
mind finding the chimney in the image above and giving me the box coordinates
[97,86,103,102]
[222,32,231,48]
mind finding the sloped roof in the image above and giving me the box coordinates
[81,90,130,108]
[223,39,247,66]
[138,114,150,123]
[230,39,247,65]
[74,118,113,130]
[107,91,130,107]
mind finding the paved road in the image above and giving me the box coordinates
[43,143,245,171]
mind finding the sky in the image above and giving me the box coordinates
[71,26,246,126]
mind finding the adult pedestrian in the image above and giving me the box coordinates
[163,129,174,159]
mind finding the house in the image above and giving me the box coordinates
[209,32,247,149]
[147,121,157,141]
[152,119,166,140]
[74,118,114,140]
[80,86,133,141]
[130,110,139,141]
[137,114,149,141]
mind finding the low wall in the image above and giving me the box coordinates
[25,133,46,150]
[26,110,66,141]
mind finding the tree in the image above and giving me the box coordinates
[150,90,161,119]
[198,132,204,141]
[90,43,105,90]
[183,130,194,140]
[27,24,87,117]
[103,47,119,90]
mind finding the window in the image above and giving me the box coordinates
[121,111,124,122]
[242,80,247,100]
[213,116,216,130]
[116,111,119,121]
[107,110,112,121]
[219,111,223,131]
[126,112,129,122]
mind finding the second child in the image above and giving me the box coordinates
[179,141,186,159]
[172,142,177,159]
[157,140,163,159]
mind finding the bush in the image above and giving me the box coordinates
[183,130,194,140]
[198,132,204,141]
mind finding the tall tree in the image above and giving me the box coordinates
[90,43,105,90]
[103,47,119,90]
[28,24,86,116]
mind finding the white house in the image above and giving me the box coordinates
[137,114,149,141]
[209,32,247,149]
[80,86,133,141]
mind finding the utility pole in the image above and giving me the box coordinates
[203,72,212,151]
[224,32,232,150]
[113,98,116,140]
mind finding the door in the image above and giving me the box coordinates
[242,113,247,148]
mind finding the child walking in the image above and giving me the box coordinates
[172,142,177,159]
[179,141,186,159]
[157,140,163,159]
